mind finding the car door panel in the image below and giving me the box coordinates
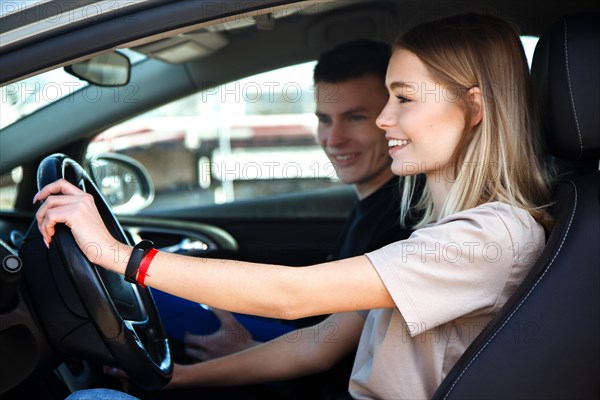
[126,187,355,267]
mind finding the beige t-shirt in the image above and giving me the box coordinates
[349,202,545,399]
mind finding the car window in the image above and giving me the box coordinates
[521,35,540,69]
[85,61,341,212]
[0,166,22,210]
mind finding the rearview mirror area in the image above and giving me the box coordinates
[65,52,131,87]
[86,153,154,214]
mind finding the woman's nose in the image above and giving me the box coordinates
[376,102,395,130]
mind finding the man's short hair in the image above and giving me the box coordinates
[313,39,391,84]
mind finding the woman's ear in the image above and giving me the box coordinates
[467,86,483,127]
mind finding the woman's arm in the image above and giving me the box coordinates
[169,312,365,388]
[141,251,393,319]
[34,179,394,318]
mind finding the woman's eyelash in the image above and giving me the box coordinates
[395,95,410,103]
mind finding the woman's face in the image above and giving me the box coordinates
[376,49,467,180]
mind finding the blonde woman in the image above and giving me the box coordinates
[39,13,552,400]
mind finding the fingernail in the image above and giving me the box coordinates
[43,238,50,249]
[32,193,38,204]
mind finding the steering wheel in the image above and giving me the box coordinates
[36,153,172,390]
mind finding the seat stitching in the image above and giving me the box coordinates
[442,180,578,399]
[563,18,584,159]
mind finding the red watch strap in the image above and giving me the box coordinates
[137,248,158,288]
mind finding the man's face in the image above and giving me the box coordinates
[316,74,392,199]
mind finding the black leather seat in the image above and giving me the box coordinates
[433,14,600,399]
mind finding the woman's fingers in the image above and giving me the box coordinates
[34,179,86,244]
[35,188,96,247]
[33,179,116,263]
[33,179,85,203]
[32,179,128,274]
[36,192,88,244]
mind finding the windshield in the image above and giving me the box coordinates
[0,49,145,130]
[0,68,87,129]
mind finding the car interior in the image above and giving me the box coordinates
[0,1,598,399]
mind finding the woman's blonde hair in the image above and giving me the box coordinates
[396,14,553,232]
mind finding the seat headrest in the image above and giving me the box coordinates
[531,14,600,162]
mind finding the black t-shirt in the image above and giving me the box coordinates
[328,177,415,261]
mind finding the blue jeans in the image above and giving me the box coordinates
[65,388,139,399]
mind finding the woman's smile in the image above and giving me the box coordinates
[387,139,411,155]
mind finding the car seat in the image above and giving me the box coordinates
[432,13,600,399]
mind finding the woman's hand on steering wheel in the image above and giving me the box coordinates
[34,178,124,271]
